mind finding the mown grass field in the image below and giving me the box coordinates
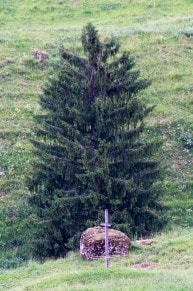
[1,228,193,290]
[1,0,193,286]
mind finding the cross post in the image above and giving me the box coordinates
[100,209,112,268]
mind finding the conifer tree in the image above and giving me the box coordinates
[29,23,165,259]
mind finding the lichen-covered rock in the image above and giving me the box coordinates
[80,226,130,260]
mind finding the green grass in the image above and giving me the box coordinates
[1,0,193,270]
[1,229,193,290]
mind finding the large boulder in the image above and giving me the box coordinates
[80,226,131,260]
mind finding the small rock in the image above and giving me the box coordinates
[33,49,49,64]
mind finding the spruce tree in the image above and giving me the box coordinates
[29,23,165,259]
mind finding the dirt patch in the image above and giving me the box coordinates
[136,239,154,246]
[134,262,158,270]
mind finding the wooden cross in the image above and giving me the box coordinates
[100,209,112,268]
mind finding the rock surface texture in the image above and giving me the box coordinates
[80,226,131,260]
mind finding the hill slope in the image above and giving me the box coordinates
[1,229,193,290]
[1,0,193,267]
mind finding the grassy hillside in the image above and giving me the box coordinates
[1,0,193,268]
[1,228,193,290]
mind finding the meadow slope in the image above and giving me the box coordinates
[1,0,193,271]
[1,229,193,290]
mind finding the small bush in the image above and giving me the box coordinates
[179,130,193,149]
[0,254,25,269]
[100,3,121,11]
